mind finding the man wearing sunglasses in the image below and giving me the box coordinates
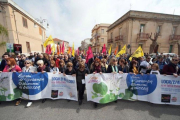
[162,56,180,77]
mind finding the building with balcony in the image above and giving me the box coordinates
[81,38,91,51]
[0,0,46,56]
[107,10,180,55]
[53,38,69,53]
[91,23,110,53]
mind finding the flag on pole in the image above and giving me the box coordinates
[57,44,60,55]
[43,35,54,47]
[129,46,144,61]
[62,41,65,54]
[114,46,118,55]
[45,44,52,55]
[67,47,71,54]
[72,42,75,57]
[86,46,93,63]
[116,45,126,57]
[102,44,106,54]
[108,44,112,55]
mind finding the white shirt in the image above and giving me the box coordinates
[50,67,59,73]
[150,70,160,75]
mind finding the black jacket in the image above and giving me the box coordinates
[0,59,6,71]
[106,65,119,73]
[76,69,89,83]
[37,66,50,72]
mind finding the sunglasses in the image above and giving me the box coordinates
[25,62,30,64]
[38,64,42,66]
[67,66,72,68]
[147,58,151,59]
[172,59,178,62]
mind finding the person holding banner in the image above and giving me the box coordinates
[146,63,160,75]
[139,56,151,74]
[1,58,22,105]
[2,58,22,72]
[101,58,108,72]
[90,58,106,108]
[129,61,139,75]
[90,58,105,74]
[118,59,129,73]
[58,60,66,73]
[64,62,76,76]
[49,60,59,73]
[21,60,37,107]
[106,58,119,73]
[37,60,50,103]
[162,56,180,77]
[76,62,89,105]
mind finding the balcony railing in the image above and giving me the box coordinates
[108,39,113,43]
[137,33,149,42]
[169,35,180,42]
[115,35,123,41]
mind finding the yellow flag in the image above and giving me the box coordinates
[116,45,126,57]
[72,42,75,57]
[129,46,144,61]
[43,35,54,47]
[51,43,55,55]
[108,44,112,55]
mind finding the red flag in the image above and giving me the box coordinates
[77,48,79,55]
[102,44,106,54]
[45,44,52,55]
[86,46,93,63]
[114,46,118,55]
[62,41,65,54]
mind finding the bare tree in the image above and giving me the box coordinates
[149,32,159,54]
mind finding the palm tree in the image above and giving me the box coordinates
[0,24,8,47]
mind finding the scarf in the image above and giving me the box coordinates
[133,67,138,74]
[94,65,101,73]
[112,65,118,73]
[39,65,46,72]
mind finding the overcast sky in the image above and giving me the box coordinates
[13,0,180,49]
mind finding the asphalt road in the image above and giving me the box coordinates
[0,94,180,120]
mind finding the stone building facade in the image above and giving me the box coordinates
[107,10,180,55]
[91,23,110,53]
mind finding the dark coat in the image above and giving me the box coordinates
[0,59,6,71]
[162,63,177,75]
[37,66,50,72]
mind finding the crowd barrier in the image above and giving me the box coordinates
[0,72,180,105]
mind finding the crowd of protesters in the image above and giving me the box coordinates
[0,52,180,108]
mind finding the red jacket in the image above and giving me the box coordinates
[55,59,60,68]
[3,65,22,72]
[162,63,177,75]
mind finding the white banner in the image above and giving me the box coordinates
[86,73,180,105]
[0,72,78,101]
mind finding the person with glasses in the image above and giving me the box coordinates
[162,56,180,77]
[64,62,76,76]
[106,58,119,73]
[129,61,139,74]
[139,56,151,74]
[76,62,89,105]
[21,60,37,107]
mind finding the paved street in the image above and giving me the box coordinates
[0,93,180,120]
